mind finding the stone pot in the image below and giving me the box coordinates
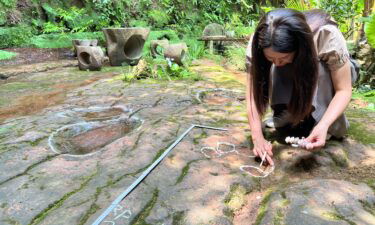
[103,28,150,66]
[76,46,104,71]
[150,39,169,58]
[164,43,188,66]
[72,39,98,57]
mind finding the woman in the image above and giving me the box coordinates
[245,9,356,165]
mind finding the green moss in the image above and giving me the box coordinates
[347,121,375,144]
[332,153,349,167]
[346,108,374,120]
[281,199,290,207]
[1,218,21,225]
[130,189,159,225]
[255,188,274,225]
[151,118,163,125]
[29,170,98,225]
[359,199,375,216]
[211,118,247,127]
[272,209,284,225]
[193,130,208,144]
[20,183,29,189]
[172,211,186,225]
[78,202,100,225]
[0,202,8,208]
[29,138,44,147]
[0,82,35,92]
[0,154,58,186]
[222,207,235,220]
[322,209,356,225]
[224,183,248,211]
[175,159,201,185]
[130,131,145,151]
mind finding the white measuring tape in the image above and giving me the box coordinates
[200,142,275,178]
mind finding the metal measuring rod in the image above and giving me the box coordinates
[92,124,227,225]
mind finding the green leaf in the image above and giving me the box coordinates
[365,14,375,48]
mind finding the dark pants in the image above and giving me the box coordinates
[272,104,316,143]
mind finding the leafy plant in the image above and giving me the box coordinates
[319,0,362,36]
[149,9,170,28]
[30,32,104,48]
[0,25,34,48]
[225,44,247,71]
[365,14,375,48]
[0,50,16,60]
[42,22,66,34]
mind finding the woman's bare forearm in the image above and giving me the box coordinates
[317,61,352,129]
[246,73,264,140]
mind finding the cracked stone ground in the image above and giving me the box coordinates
[0,59,374,225]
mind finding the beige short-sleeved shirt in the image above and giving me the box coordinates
[245,24,354,137]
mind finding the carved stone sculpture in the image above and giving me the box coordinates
[72,39,98,57]
[76,46,104,71]
[150,39,169,58]
[103,28,150,66]
[164,43,188,66]
[202,23,226,53]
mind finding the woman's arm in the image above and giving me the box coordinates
[306,60,352,149]
[246,72,274,165]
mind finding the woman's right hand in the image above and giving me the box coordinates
[252,136,274,166]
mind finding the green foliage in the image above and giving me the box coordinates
[129,20,149,27]
[353,86,375,108]
[0,25,35,48]
[30,32,104,48]
[42,22,66,34]
[284,0,310,11]
[149,9,170,28]
[225,45,247,71]
[365,14,375,48]
[122,56,202,83]
[320,0,362,35]
[0,0,17,8]
[0,50,16,60]
[143,30,180,56]
[41,3,59,22]
[184,38,206,60]
[0,0,17,25]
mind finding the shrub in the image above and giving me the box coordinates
[30,32,105,48]
[0,25,34,48]
[0,50,16,60]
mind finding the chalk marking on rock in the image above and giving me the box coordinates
[200,142,275,178]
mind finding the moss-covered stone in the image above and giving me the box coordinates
[130,189,159,225]
[272,209,285,225]
[175,159,201,185]
[224,183,248,211]
[359,199,375,216]
[172,211,186,225]
[29,170,98,225]
[254,188,274,225]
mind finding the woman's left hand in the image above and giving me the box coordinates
[305,124,329,150]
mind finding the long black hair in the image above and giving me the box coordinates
[250,8,320,124]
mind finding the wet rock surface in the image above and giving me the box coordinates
[0,59,374,225]
[258,179,375,225]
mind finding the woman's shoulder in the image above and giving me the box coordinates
[314,24,349,71]
[314,23,342,40]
